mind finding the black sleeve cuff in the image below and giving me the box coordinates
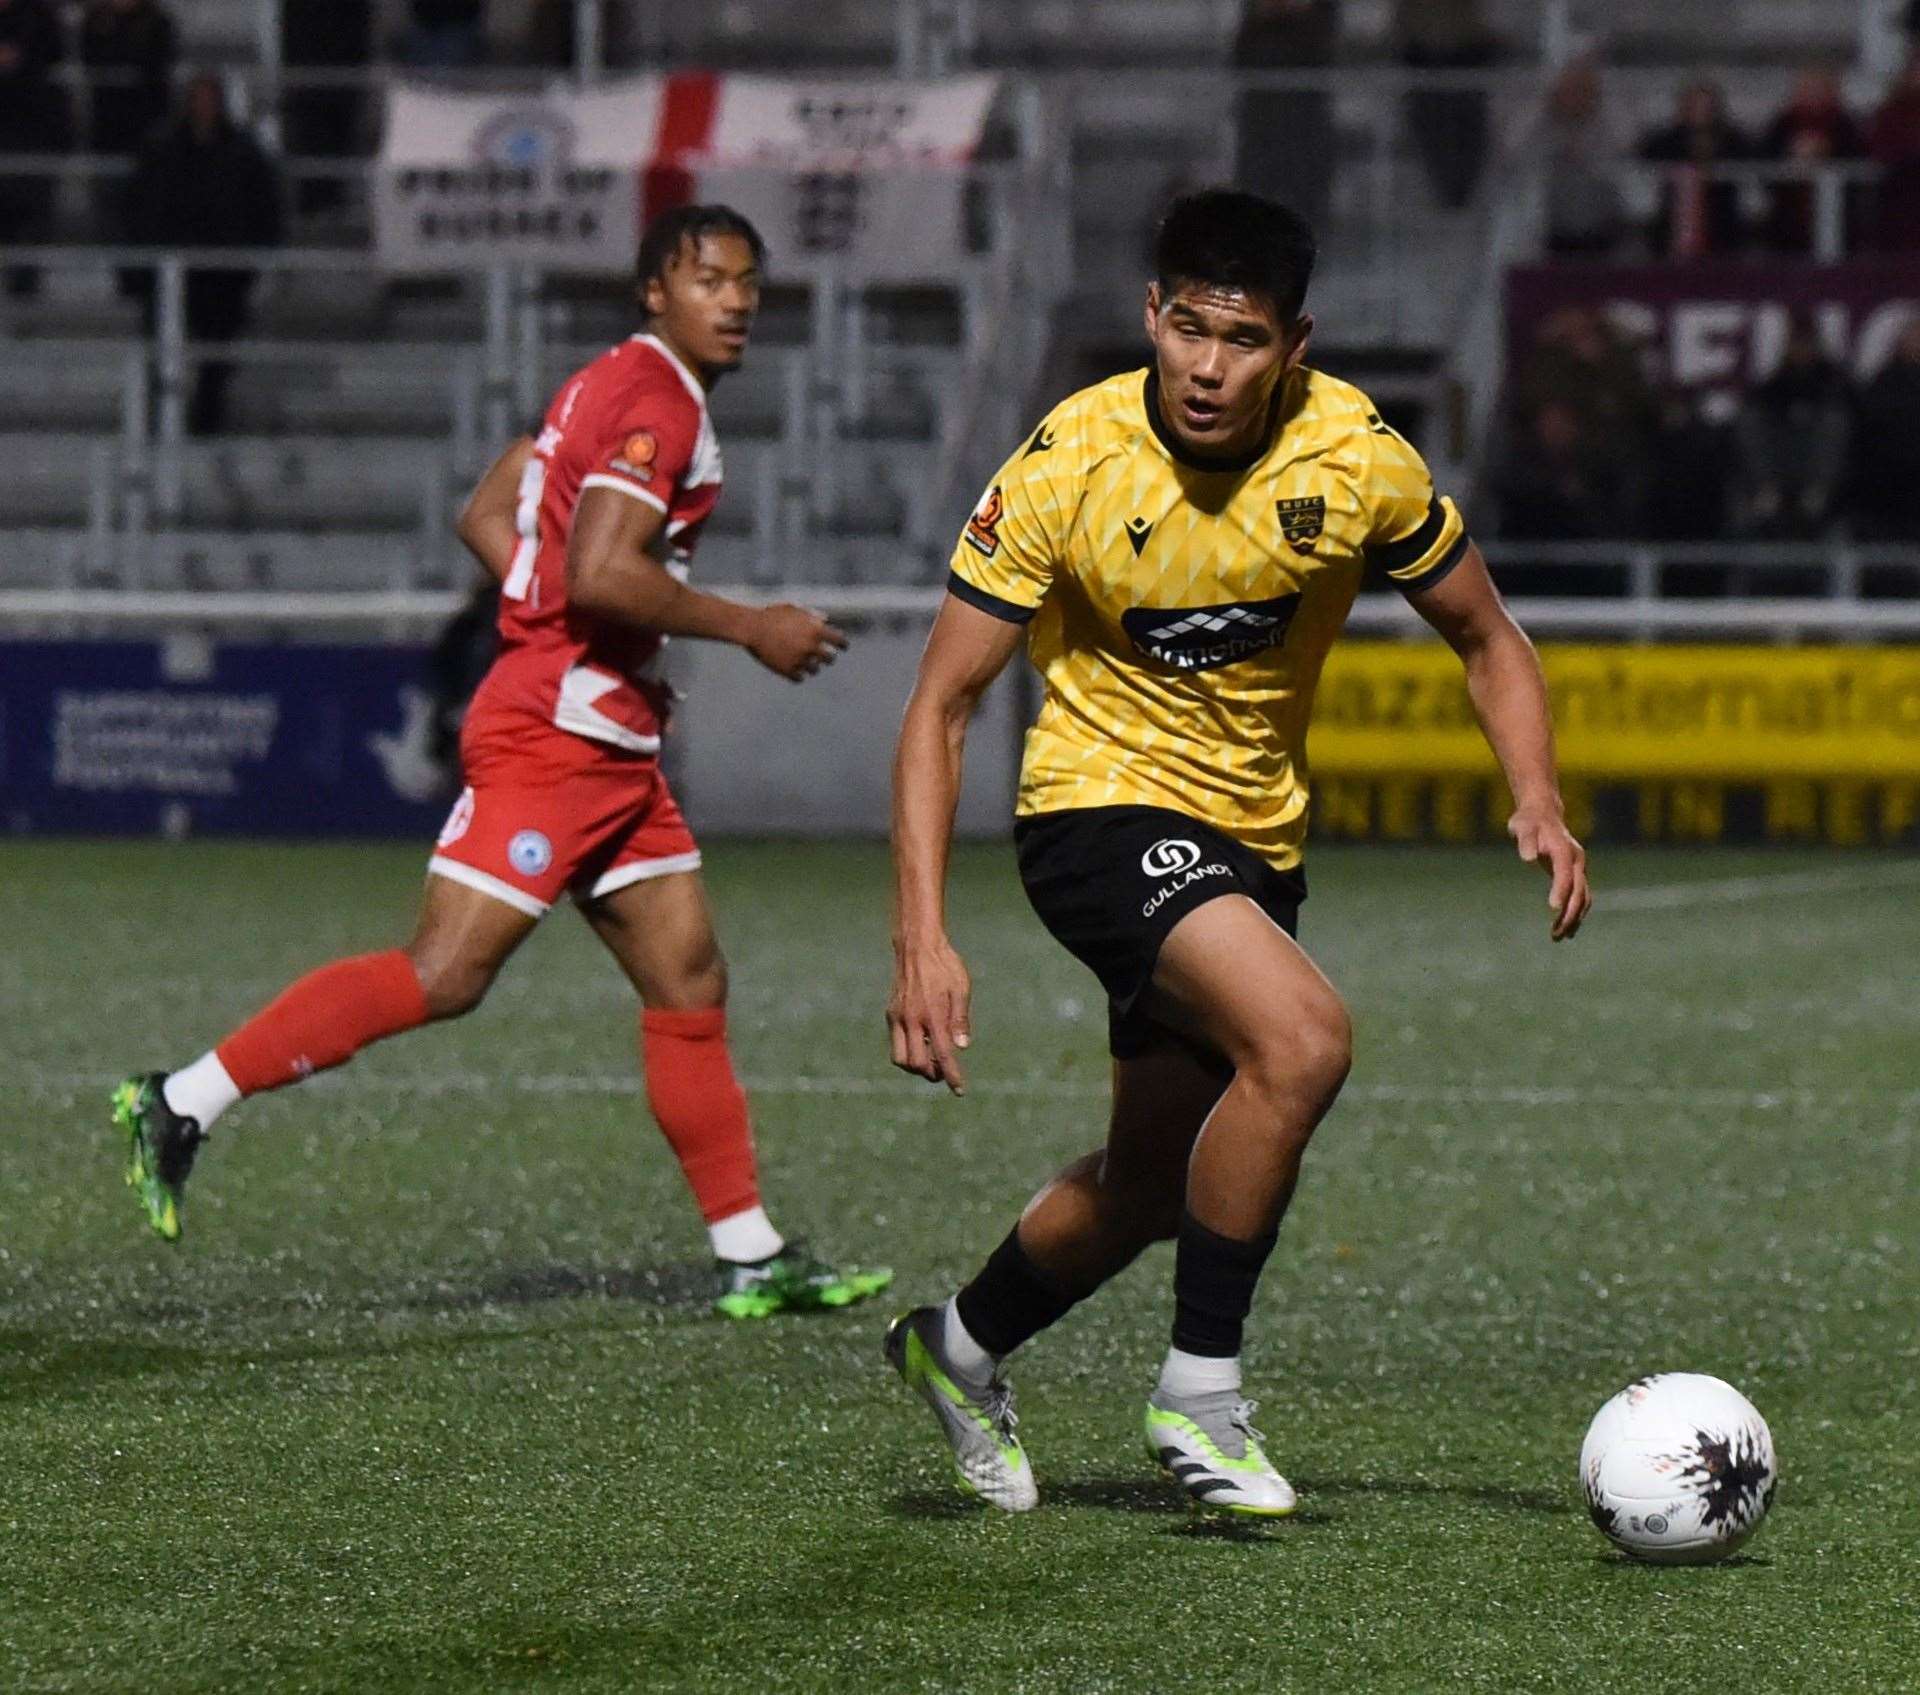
[946,571,1039,625]
[1366,494,1448,575]
[1393,531,1472,599]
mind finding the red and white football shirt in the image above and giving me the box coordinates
[465,332,723,760]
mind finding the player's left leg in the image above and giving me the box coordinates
[887,1038,1225,1512]
[1135,893,1353,1516]
[577,867,892,1319]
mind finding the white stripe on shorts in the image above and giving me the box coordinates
[427,855,550,918]
[585,850,703,901]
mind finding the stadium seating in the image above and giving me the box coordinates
[2,0,1913,613]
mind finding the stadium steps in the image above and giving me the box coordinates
[0,523,915,595]
[0,429,938,533]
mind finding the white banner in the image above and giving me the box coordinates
[377,80,661,271]
[701,75,998,165]
[376,74,1001,278]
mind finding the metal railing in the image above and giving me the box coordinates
[1616,160,1888,265]
[0,180,1060,592]
[27,0,1893,78]
[5,542,1918,639]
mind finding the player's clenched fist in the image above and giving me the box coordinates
[887,937,972,1095]
[748,603,848,681]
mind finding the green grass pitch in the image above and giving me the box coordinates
[4,837,1917,1692]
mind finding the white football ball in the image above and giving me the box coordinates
[1580,1373,1777,1564]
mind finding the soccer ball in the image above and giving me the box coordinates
[1579,1373,1777,1564]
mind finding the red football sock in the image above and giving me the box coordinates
[216,950,430,1096]
[640,1006,762,1225]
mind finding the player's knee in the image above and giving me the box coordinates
[644,949,728,1014]
[1242,993,1351,1109]
[1307,994,1354,1090]
[409,951,494,1020]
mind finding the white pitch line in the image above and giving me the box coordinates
[32,1070,1920,1112]
[1604,860,1920,912]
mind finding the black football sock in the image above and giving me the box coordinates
[953,1226,1084,1360]
[1170,1211,1280,1359]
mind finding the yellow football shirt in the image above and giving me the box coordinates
[948,365,1469,869]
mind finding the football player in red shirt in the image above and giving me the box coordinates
[112,205,892,1320]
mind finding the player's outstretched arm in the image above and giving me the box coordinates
[455,435,535,582]
[1407,543,1592,940]
[568,486,847,682]
[888,596,1026,1093]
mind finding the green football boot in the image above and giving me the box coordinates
[885,1305,1037,1512]
[713,1240,893,1319]
[1145,1389,1297,1518]
[112,1072,207,1243]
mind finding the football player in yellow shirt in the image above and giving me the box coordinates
[883,189,1591,1517]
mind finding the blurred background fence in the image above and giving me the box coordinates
[3,0,1917,847]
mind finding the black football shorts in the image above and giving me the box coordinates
[1013,804,1306,1059]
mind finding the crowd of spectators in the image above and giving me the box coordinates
[1506,23,1920,548]
[1491,305,1920,545]
[1542,44,1920,260]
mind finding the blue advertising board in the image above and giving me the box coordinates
[0,641,454,837]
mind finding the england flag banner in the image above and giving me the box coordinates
[377,74,1001,278]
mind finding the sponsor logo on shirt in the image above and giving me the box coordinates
[1121,593,1302,672]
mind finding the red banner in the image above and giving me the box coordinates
[1506,262,1920,395]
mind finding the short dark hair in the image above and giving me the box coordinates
[636,204,768,290]
[1154,189,1317,323]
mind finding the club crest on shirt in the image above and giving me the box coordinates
[965,485,1004,557]
[1276,495,1325,555]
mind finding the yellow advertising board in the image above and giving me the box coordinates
[1307,644,1920,846]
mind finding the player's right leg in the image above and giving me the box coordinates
[115,872,536,1241]
[578,860,892,1318]
[1136,894,1353,1517]
[887,1040,1225,1511]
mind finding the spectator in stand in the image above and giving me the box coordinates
[1232,0,1338,233]
[1869,50,1920,252]
[0,0,72,296]
[528,0,611,67]
[128,73,285,435]
[1760,67,1865,255]
[1735,310,1850,537]
[1848,318,1920,539]
[79,0,178,246]
[1537,52,1626,258]
[1639,384,1737,541]
[400,0,486,69]
[1513,303,1657,457]
[1489,397,1636,542]
[1395,0,1500,210]
[1640,79,1753,259]
[281,0,372,218]
[81,0,177,153]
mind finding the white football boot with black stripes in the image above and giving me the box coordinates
[1145,1389,1298,1517]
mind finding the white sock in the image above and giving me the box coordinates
[1157,1346,1243,1400]
[162,1052,240,1131]
[709,1205,784,1264]
[941,1297,997,1381]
